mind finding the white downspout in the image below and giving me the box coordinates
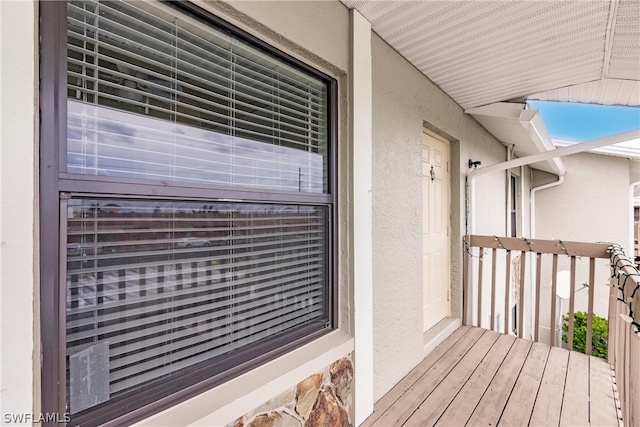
[529,170,565,340]
[530,174,565,239]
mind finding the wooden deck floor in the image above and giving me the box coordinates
[363,326,621,427]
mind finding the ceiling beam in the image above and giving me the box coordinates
[602,0,619,80]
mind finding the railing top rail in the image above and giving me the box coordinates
[468,235,610,259]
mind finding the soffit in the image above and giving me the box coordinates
[341,0,640,109]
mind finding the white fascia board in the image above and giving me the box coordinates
[553,137,640,160]
[519,109,565,175]
[465,102,525,119]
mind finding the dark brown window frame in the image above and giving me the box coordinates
[39,1,339,426]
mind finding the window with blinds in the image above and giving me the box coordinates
[53,0,336,423]
[66,198,327,413]
[67,0,328,192]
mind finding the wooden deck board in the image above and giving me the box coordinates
[435,334,515,426]
[529,346,569,427]
[465,337,532,426]
[373,327,485,426]
[498,341,549,426]
[361,325,472,427]
[367,327,619,427]
[404,330,500,426]
[560,351,591,426]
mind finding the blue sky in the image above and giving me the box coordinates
[528,101,640,143]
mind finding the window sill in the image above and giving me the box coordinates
[131,330,354,427]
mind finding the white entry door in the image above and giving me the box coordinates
[422,131,450,332]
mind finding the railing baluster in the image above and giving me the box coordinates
[535,252,541,342]
[519,251,526,337]
[491,248,497,331]
[586,257,595,356]
[478,247,484,328]
[550,254,558,347]
[567,256,577,351]
[505,250,511,334]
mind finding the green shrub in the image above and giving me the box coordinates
[562,311,608,359]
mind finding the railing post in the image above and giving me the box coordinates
[491,248,497,331]
[518,251,526,338]
[478,247,484,328]
[505,250,511,335]
[463,236,471,326]
[534,253,541,342]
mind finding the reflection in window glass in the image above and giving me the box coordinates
[66,198,327,411]
[67,101,324,192]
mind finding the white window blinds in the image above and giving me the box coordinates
[62,0,334,418]
[66,198,327,410]
[66,0,328,193]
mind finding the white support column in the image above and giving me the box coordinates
[350,9,374,426]
[0,0,38,421]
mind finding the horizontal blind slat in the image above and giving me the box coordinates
[107,300,324,377]
[67,10,326,111]
[109,309,325,394]
[67,278,325,345]
[67,264,324,326]
[67,241,325,276]
[67,256,324,304]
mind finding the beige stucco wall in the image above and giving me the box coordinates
[370,33,508,401]
[536,152,631,263]
[213,1,349,75]
[0,0,39,422]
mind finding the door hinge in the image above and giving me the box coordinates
[447,288,450,302]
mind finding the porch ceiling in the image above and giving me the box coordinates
[341,0,640,109]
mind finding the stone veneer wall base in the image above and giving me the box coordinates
[227,356,353,427]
